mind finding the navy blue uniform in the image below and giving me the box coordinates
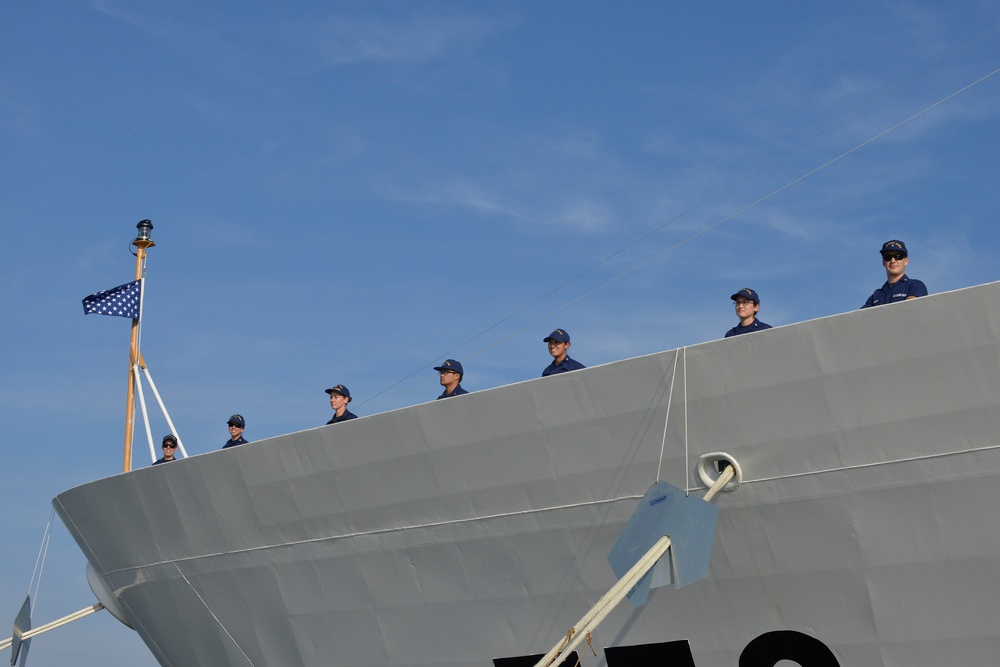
[861,275,927,309]
[326,410,358,424]
[725,319,772,338]
[542,356,586,377]
[152,456,176,465]
[222,436,249,449]
[437,385,468,400]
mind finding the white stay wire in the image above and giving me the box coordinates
[27,509,56,616]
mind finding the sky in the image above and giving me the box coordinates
[2,1,999,664]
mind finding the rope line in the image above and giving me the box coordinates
[683,348,690,496]
[358,55,1000,413]
[27,509,56,617]
[532,536,673,667]
[173,565,258,667]
[655,352,680,483]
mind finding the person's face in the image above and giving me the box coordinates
[548,340,570,360]
[162,441,177,460]
[439,370,460,388]
[329,392,348,413]
[734,298,759,321]
[329,392,348,411]
[228,423,244,440]
[882,252,908,280]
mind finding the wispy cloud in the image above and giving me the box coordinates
[556,198,616,234]
[93,1,231,58]
[385,177,621,236]
[298,13,500,67]
[390,179,519,219]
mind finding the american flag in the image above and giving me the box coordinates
[82,280,142,319]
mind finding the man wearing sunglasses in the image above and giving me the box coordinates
[861,240,928,309]
[153,434,179,465]
[222,414,249,448]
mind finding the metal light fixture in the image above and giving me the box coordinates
[134,219,154,243]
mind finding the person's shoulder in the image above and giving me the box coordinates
[725,323,753,337]
[755,320,772,330]
[903,276,928,296]
[861,284,886,309]
[543,358,586,376]
[452,385,469,395]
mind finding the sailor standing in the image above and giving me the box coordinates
[153,434,179,464]
[725,288,772,338]
[861,240,928,308]
[541,329,586,377]
[222,414,249,449]
[325,384,358,424]
[434,360,469,399]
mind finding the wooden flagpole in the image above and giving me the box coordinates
[123,221,154,472]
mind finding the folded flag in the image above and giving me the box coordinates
[82,280,142,319]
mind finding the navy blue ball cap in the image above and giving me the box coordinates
[227,414,245,428]
[880,239,908,257]
[731,288,760,304]
[543,329,571,343]
[162,433,178,446]
[324,384,352,402]
[433,359,464,377]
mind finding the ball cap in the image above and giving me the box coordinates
[880,239,908,257]
[227,414,245,428]
[543,329,571,343]
[162,434,178,446]
[324,384,352,402]
[433,359,464,377]
[731,288,760,304]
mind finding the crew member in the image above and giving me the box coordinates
[434,360,468,399]
[861,240,928,308]
[153,434,179,464]
[542,329,586,376]
[725,288,772,337]
[326,384,358,424]
[222,414,249,449]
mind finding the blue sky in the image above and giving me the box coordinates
[2,1,999,664]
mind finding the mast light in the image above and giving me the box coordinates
[134,219,154,244]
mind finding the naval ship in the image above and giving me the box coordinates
[42,280,1000,666]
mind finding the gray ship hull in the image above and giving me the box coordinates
[54,282,1000,666]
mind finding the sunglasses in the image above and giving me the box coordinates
[882,253,905,262]
[163,443,177,449]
